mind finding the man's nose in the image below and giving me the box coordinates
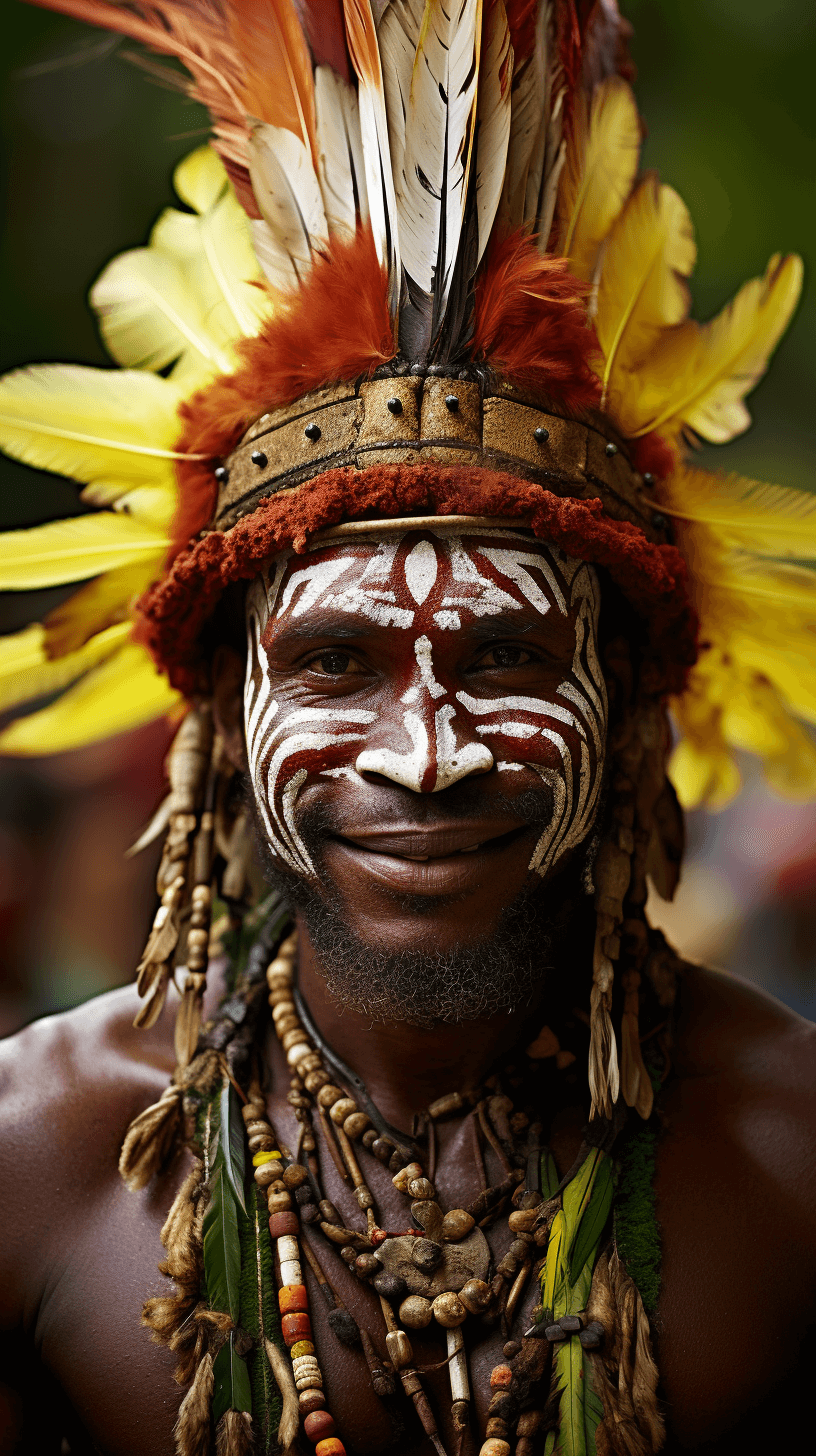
[356,701,494,792]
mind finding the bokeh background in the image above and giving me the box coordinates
[0,0,814,1034]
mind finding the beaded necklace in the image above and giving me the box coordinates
[237,922,621,1456]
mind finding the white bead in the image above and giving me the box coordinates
[292,1356,320,1376]
[280,1259,302,1286]
[277,1236,299,1264]
[286,1042,312,1067]
[295,1371,323,1390]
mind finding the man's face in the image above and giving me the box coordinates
[242,525,607,966]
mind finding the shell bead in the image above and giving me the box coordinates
[343,1111,370,1139]
[440,1209,475,1241]
[279,1259,302,1286]
[385,1329,414,1368]
[317,1084,345,1109]
[459,1279,491,1314]
[399,1295,433,1329]
[277,1236,299,1263]
[329,1097,358,1125]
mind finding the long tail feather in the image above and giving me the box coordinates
[343,0,401,304]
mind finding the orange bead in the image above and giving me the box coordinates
[279,1284,308,1315]
[489,1364,513,1389]
[304,1410,336,1442]
[315,1440,346,1456]
[282,1312,312,1346]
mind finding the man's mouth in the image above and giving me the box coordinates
[326,822,535,894]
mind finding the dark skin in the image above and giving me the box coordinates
[0,588,814,1456]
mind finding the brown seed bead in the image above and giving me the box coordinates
[354,1253,379,1279]
[343,1112,370,1140]
[486,1418,510,1441]
[316,1084,345,1109]
[407,1177,435,1201]
[298,1389,326,1415]
[362,1128,378,1150]
[267,1191,293,1214]
[287,1092,311,1110]
[496,1250,519,1278]
[271,1000,296,1022]
[509,1238,530,1261]
[254,1162,280,1188]
[340,1246,357,1266]
[268,985,293,1004]
[479,1440,511,1455]
[371,1137,395,1163]
[502,1341,521,1360]
[373,1272,407,1301]
[283,1163,310,1190]
[281,1026,308,1052]
[388,1150,405,1174]
[298,1051,323,1073]
[329,1097,358,1125]
[488,1392,513,1419]
[302,1130,316,1153]
[241,1102,265,1124]
[391,1162,423,1193]
[459,1279,491,1314]
[275,1015,300,1038]
[305,1069,330,1093]
[245,1120,273,1139]
[248,1134,276,1153]
[516,1411,544,1438]
[385,1329,413,1369]
[399,1295,433,1330]
[318,1200,340,1224]
[431,1292,466,1328]
[411,1239,443,1273]
[440,1209,475,1242]
[354,1185,374,1211]
[507,1209,539,1234]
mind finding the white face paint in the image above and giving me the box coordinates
[244,527,608,880]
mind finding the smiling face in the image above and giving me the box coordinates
[242,525,608,983]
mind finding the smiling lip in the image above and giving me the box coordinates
[328,823,532,894]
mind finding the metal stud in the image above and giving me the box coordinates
[386,396,403,415]
[605,441,618,456]
[304,422,322,441]
[534,426,550,444]
[444,394,459,412]
[251,450,268,468]
[651,512,667,530]
[214,465,229,483]
[643,472,655,486]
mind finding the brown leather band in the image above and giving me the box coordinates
[212,376,664,541]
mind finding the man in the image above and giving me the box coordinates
[0,1,814,1453]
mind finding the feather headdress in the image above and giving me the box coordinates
[0,0,810,814]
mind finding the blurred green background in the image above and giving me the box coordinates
[0,0,814,1029]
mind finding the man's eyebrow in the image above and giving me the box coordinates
[265,613,385,643]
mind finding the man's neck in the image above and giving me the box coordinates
[292,911,588,1133]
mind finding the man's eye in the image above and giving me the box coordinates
[479,645,532,669]
[308,651,360,675]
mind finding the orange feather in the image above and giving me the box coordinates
[229,0,317,161]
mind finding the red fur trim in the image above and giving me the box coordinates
[135,464,697,699]
[472,234,601,412]
[171,226,395,549]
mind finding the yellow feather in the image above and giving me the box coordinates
[42,564,159,658]
[621,253,803,441]
[554,76,641,284]
[0,364,185,493]
[173,145,231,213]
[0,642,181,756]
[597,175,695,406]
[90,246,236,379]
[658,465,816,560]
[0,620,131,716]
[0,514,168,590]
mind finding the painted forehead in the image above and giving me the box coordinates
[257,527,596,630]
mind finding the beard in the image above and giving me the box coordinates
[248,781,589,1030]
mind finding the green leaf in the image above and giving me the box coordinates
[541,1149,560,1199]
[203,1164,241,1323]
[212,1331,253,1423]
[220,1079,247,1215]
[569,1155,614,1283]
[548,1265,604,1456]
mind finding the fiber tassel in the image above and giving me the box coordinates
[586,1252,665,1456]
[119,1083,183,1191]
[174,1350,214,1456]
[589,836,631,1118]
[134,874,185,1029]
[161,1160,205,1276]
[264,1337,299,1451]
[215,1409,253,1456]
[620,971,653,1120]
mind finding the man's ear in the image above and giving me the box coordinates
[211,644,247,771]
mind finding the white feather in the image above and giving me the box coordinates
[378,0,426,190]
[343,0,401,304]
[475,0,512,262]
[248,122,328,289]
[399,0,482,311]
[315,66,369,236]
[500,0,546,229]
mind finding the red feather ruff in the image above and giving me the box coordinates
[472,234,602,412]
[171,226,395,549]
[136,463,697,699]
